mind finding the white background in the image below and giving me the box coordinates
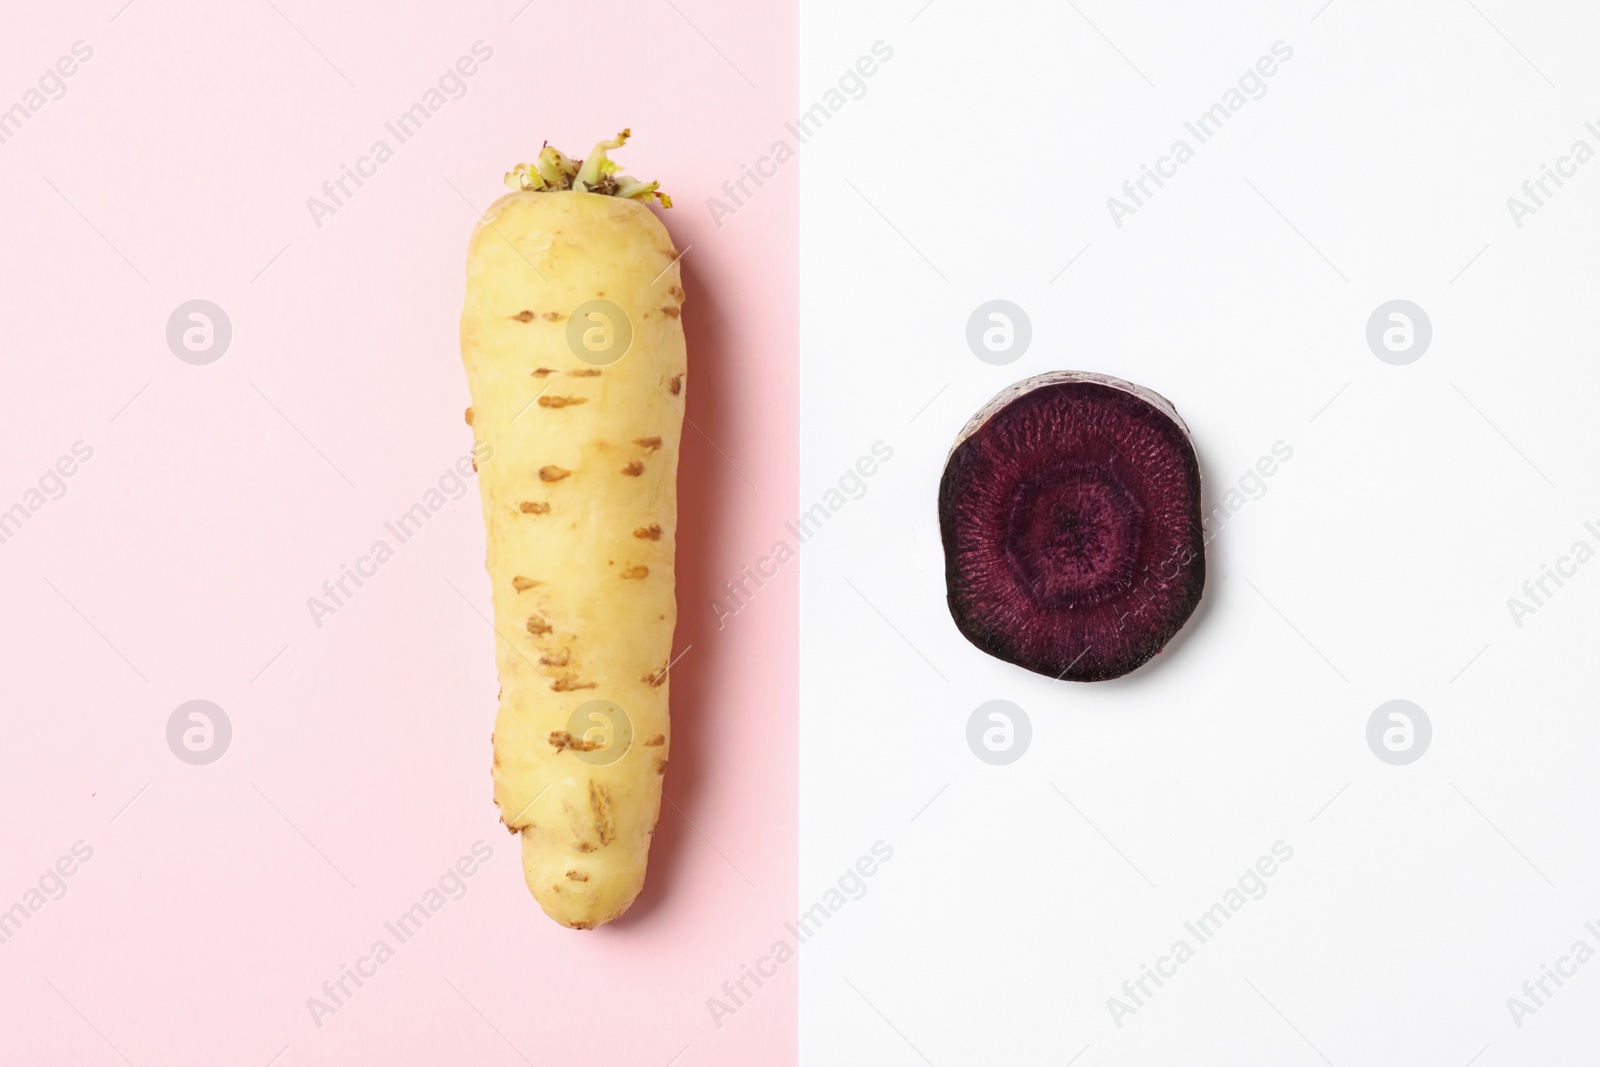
[801,1,1600,1063]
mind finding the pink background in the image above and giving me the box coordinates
[0,2,797,1064]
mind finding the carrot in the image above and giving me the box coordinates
[459,131,684,928]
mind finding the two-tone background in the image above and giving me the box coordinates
[4,1,1599,1064]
